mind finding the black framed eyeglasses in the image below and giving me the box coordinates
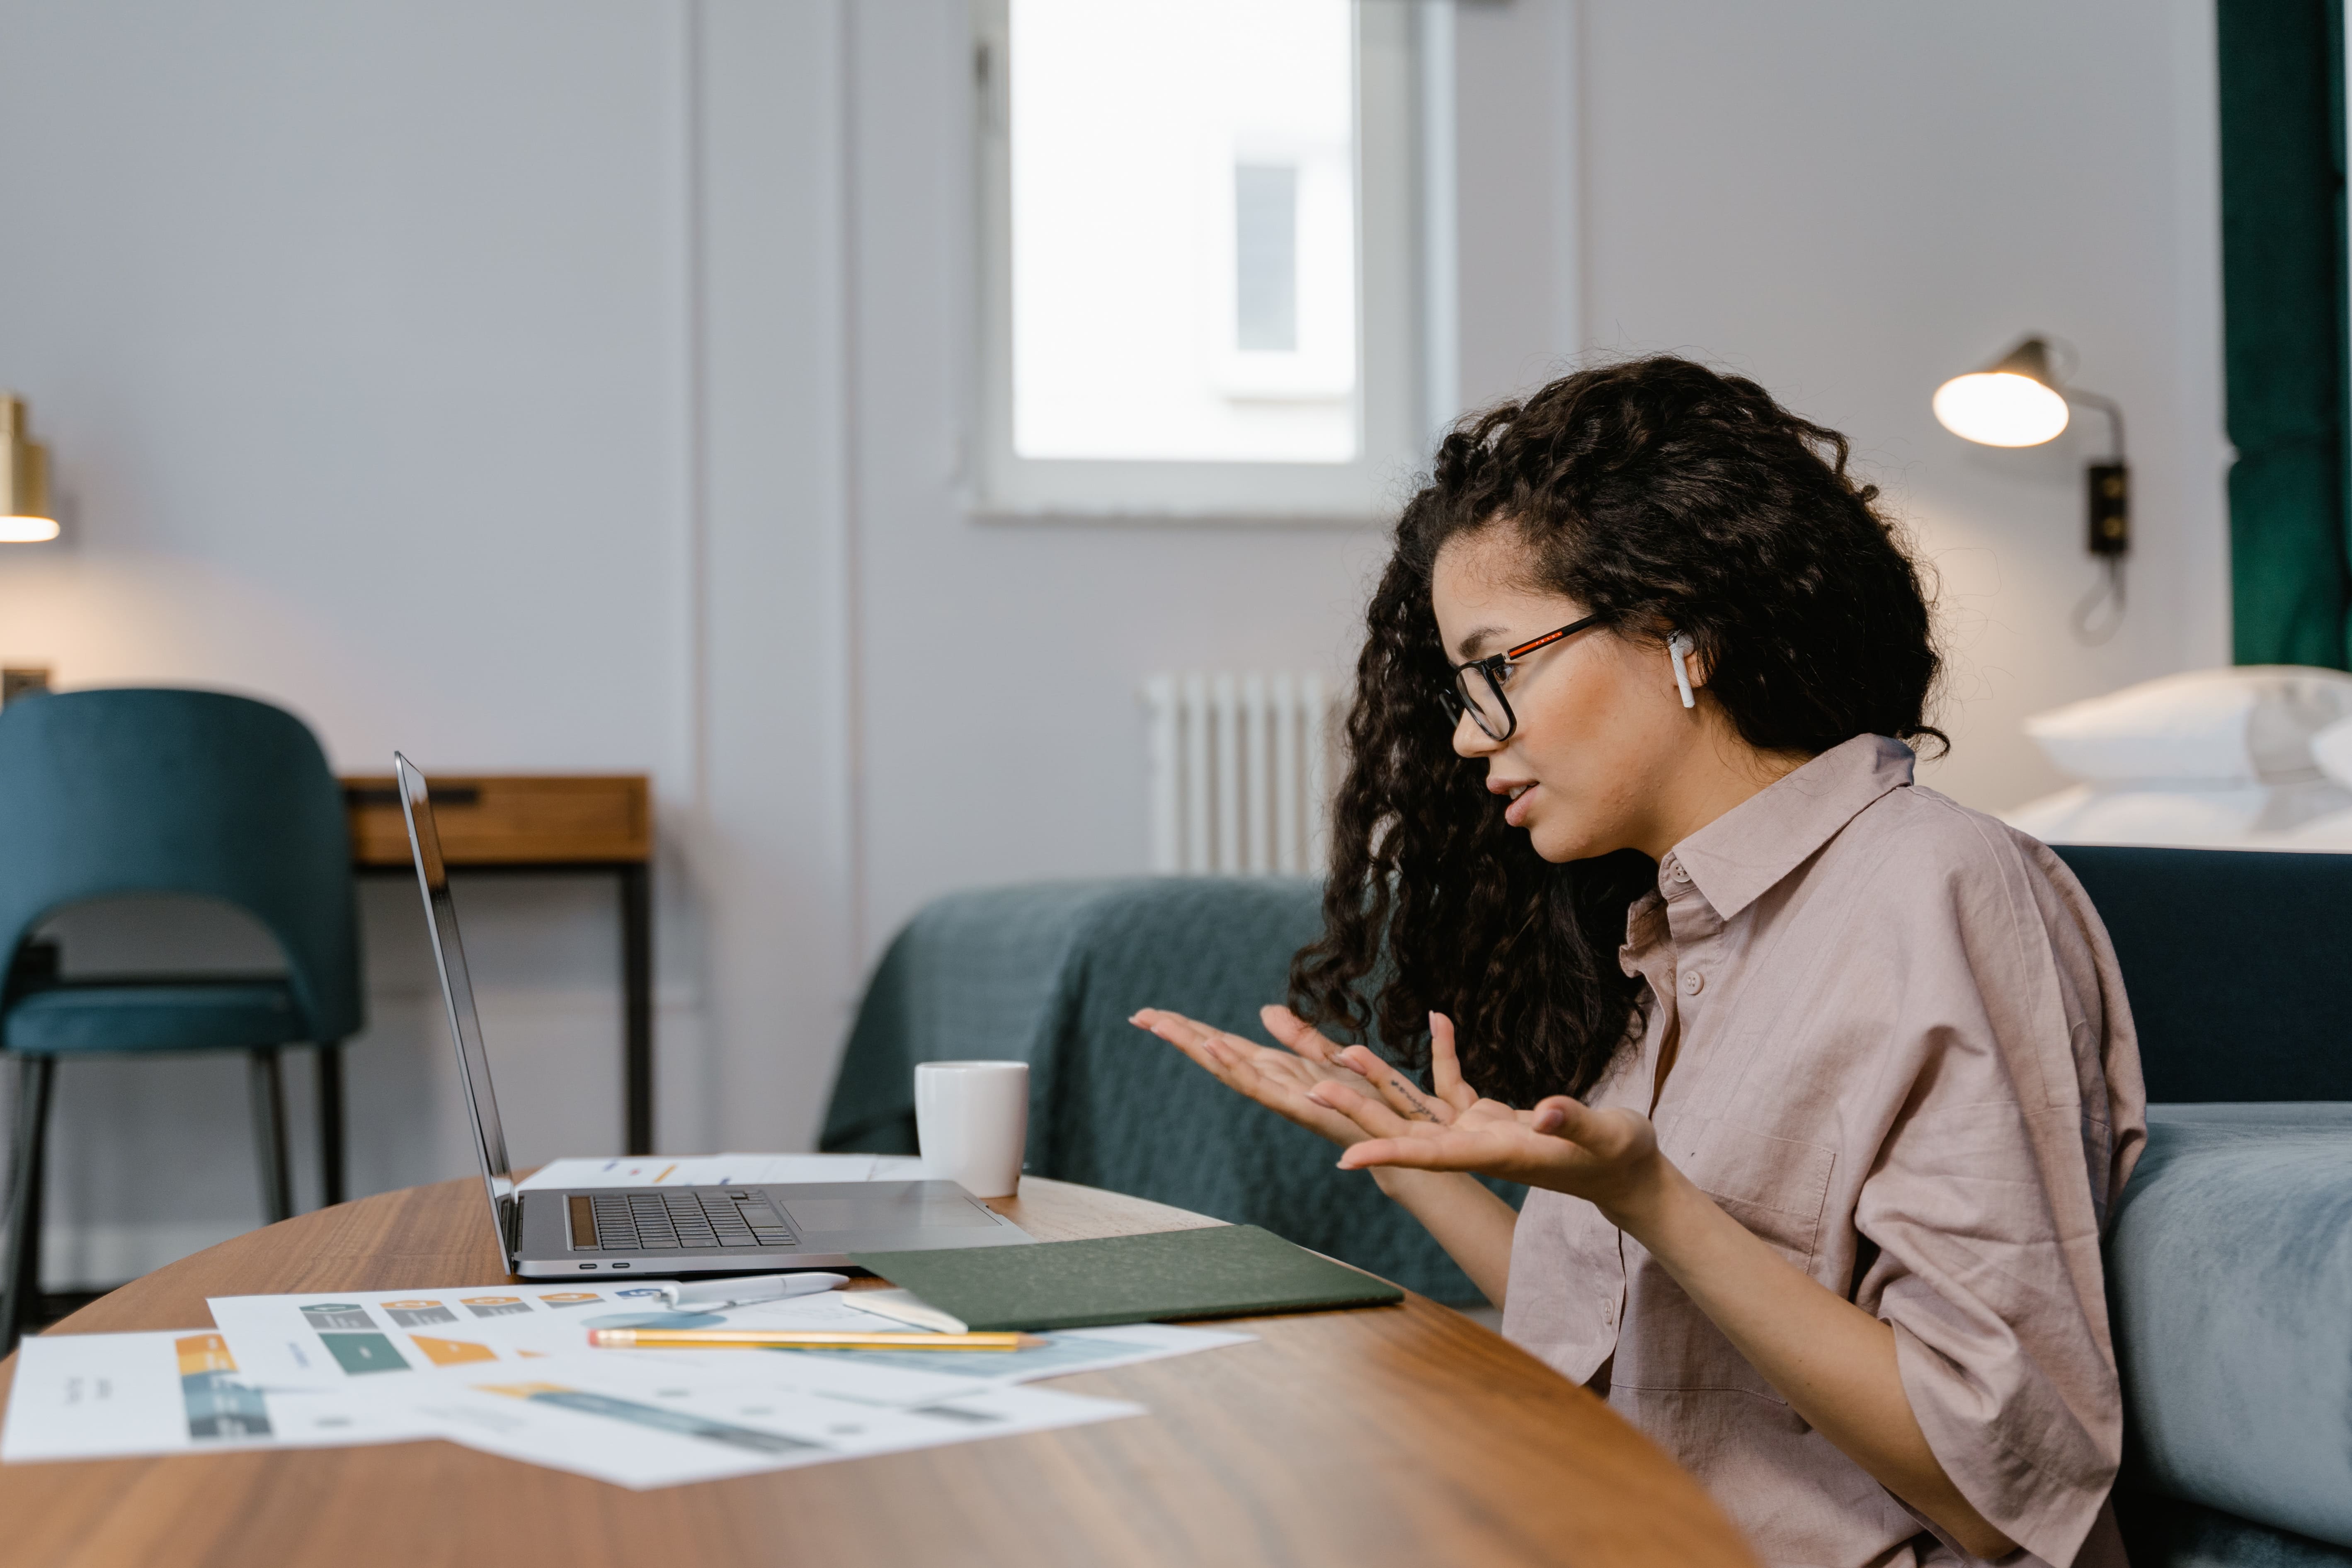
[1438,613,1607,742]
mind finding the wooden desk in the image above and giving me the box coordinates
[0,1178,1753,1568]
[342,774,655,1158]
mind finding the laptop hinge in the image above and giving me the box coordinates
[500,1193,522,1265]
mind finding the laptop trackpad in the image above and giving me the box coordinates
[782,1192,1001,1233]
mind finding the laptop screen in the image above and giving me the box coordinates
[394,752,517,1242]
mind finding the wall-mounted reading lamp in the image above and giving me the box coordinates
[0,397,59,544]
[1932,337,2127,644]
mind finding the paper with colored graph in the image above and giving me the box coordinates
[0,1330,438,1462]
[210,1279,1258,1396]
[202,1282,951,1391]
[209,1282,1253,1398]
[202,1282,771,1387]
[404,1352,1142,1489]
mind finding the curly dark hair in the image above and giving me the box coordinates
[1288,355,1944,1107]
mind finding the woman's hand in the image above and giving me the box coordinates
[1131,1004,1405,1148]
[1310,1013,1668,1223]
[1135,1006,1527,1307]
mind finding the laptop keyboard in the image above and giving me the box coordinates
[570,1189,797,1252]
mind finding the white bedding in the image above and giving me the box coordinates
[2003,778,2352,851]
[2003,667,2352,851]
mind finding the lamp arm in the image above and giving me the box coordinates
[2063,388,2125,463]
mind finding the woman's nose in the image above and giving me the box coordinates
[1452,709,1501,759]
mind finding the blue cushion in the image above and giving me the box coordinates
[2109,1104,2352,1549]
[3,977,308,1053]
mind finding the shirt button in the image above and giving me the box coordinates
[1680,969,1704,996]
[1602,1299,1617,1326]
[1668,860,1691,884]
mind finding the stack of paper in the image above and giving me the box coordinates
[5,1151,1258,1486]
[2,1280,1251,1488]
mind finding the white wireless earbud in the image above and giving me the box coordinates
[1667,633,1697,709]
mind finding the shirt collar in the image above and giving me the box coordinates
[1662,734,1916,922]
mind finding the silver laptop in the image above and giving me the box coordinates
[394,751,1032,1279]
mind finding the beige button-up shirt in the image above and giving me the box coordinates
[1502,735,2147,1568]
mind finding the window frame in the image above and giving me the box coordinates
[968,0,1424,526]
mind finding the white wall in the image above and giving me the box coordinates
[0,0,856,1283]
[0,0,2228,1283]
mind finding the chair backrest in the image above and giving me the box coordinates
[2050,844,2352,1102]
[0,688,362,1040]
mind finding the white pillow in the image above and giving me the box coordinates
[2310,713,2352,789]
[2022,666,2352,785]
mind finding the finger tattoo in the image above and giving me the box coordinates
[1389,1076,1440,1121]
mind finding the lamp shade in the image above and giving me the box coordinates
[0,397,58,543]
[1933,337,2071,448]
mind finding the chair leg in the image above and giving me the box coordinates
[247,1049,293,1225]
[315,1041,345,1209]
[2,1056,57,1355]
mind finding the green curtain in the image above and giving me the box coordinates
[2221,0,2352,667]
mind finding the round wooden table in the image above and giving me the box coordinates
[0,1177,1753,1568]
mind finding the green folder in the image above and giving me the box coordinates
[850,1224,1405,1332]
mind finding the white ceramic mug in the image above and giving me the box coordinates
[913,1060,1030,1198]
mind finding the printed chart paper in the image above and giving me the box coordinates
[206,1284,948,1391]
[1,1330,437,1463]
[208,1284,1254,1404]
[405,1351,1142,1489]
[207,1285,669,1387]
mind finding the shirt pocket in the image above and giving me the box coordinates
[1666,1116,1838,1270]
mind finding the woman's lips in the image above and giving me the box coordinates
[1503,783,1538,828]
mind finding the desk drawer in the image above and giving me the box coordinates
[341,774,650,866]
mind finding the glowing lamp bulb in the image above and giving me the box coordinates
[1932,371,2071,447]
[0,395,56,540]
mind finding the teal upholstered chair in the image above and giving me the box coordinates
[0,689,363,1350]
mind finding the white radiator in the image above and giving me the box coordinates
[1142,672,1337,875]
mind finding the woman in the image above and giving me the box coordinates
[1132,357,2144,1568]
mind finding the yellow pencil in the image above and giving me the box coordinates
[588,1327,1044,1351]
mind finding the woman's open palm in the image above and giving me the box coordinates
[1136,1004,1663,1214]
[1308,1013,1663,1214]
[1131,1004,1390,1148]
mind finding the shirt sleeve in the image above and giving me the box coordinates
[1851,826,2132,1567]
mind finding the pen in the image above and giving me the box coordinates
[588,1328,1044,1351]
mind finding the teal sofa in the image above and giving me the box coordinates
[823,851,2352,1567]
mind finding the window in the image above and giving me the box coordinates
[973,0,1423,521]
